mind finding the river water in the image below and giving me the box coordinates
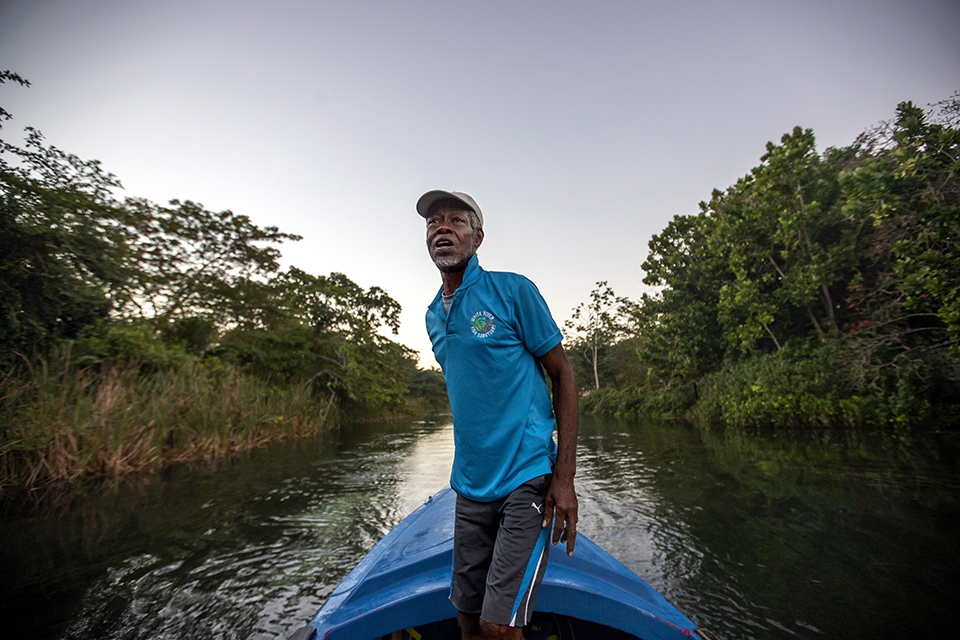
[3,416,959,639]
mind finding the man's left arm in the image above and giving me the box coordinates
[538,342,579,556]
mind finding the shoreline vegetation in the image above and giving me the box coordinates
[2,69,958,494]
[2,347,331,489]
[1,343,448,495]
[1,71,447,496]
[566,95,960,433]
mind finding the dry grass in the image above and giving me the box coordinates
[0,350,334,493]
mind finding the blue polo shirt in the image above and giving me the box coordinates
[426,254,563,502]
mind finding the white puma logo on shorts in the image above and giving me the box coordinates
[532,502,543,514]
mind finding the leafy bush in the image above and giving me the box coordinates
[580,383,695,419]
[71,321,192,369]
[694,345,958,430]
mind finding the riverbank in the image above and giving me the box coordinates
[0,356,337,494]
[580,346,960,431]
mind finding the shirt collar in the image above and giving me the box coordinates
[430,253,484,307]
[460,253,483,288]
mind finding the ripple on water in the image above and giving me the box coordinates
[5,417,958,640]
[44,419,457,640]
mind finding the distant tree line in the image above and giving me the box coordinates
[0,71,446,491]
[565,94,960,431]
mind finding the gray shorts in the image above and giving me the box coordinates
[450,474,552,627]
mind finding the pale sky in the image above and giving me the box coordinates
[2,0,958,367]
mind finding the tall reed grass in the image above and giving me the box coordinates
[0,349,335,493]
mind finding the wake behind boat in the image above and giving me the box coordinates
[288,487,715,640]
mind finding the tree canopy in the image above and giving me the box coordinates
[577,94,960,429]
[1,71,442,422]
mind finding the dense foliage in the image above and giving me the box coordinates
[572,95,960,430]
[0,72,446,490]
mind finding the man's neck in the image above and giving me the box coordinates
[441,269,465,296]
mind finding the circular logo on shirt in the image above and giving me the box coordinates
[471,311,496,338]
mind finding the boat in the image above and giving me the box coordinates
[288,486,715,640]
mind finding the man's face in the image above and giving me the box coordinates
[426,202,484,273]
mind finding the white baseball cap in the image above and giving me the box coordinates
[416,190,483,227]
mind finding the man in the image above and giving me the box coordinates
[418,190,579,640]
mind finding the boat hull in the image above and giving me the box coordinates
[296,487,706,640]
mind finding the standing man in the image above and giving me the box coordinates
[419,190,579,640]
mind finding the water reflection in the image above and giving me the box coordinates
[569,416,960,639]
[2,415,959,640]
[2,416,456,640]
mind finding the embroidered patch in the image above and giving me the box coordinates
[470,311,496,338]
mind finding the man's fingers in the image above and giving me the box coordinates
[564,520,577,556]
[543,479,578,556]
[541,496,555,529]
[550,504,577,556]
[550,510,577,556]
[551,507,566,545]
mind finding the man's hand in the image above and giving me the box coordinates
[542,474,578,556]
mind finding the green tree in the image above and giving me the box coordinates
[837,99,960,387]
[2,72,138,359]
[886,101,960,356]
[703,127,855,355]
[631,94,960,427]
[272,267,401,338]
[123,198,301,329]
[216,267,415,419]
[638,212,726,383]
[564,281,635,390]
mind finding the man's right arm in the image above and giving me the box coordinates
[538,342,579,556]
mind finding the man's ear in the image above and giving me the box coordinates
[474,227,484,250]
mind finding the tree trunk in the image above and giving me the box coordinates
[592,342,600,390]
[805,305,826,341]
[821,283,839,337]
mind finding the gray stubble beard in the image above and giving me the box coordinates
[430,246,475,273]
[432,255,468,271]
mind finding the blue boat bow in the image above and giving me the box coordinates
[293,487,713,640]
